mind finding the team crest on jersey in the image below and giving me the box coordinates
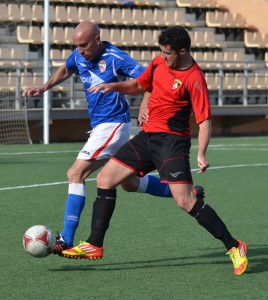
[172,79,182,89]
[99,61,106,73]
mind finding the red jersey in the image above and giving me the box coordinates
[136,55,211,138]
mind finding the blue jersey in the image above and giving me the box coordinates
[66,42,145,128]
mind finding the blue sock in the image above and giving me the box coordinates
[138,175,172,197]
[61,184,86,247]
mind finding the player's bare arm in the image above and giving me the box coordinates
[88,78,145,95]
[197,119,211,174]
[138,91,150,125]
[22,64,74,97]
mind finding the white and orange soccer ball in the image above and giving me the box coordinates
[23,225,56,258]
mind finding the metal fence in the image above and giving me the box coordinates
[0,59,267,110]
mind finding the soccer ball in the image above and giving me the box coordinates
[23,225,56,258]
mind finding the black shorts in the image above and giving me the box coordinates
[112,131,193,184]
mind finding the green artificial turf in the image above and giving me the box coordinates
[1,137,268,299]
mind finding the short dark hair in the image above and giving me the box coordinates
[158,26,191,52]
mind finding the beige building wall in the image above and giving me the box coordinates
[216,0,268,34]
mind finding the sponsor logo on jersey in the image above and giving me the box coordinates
[195,81,201,91]
[99,60,106,73]
[172,79,182,89]
[129,64,141,76]
[81,77,91,83]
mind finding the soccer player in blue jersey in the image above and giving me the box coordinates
[22,21,203,255]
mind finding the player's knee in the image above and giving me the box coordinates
[175,197,187,209]
[120,177,139,192]
[121,185,133,192]
[67,167,73,180]
[174,195,195,212]
[120,183,129,192]
[120,182,136,192]
[67,167,83,182]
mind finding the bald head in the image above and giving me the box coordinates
[73,21,104,61]
[73,21,100,42]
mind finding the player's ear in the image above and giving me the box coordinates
[179,48,187,55]
[95,35,101,43]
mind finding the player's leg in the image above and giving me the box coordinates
[170,182,240,250]
[62,131,153,259]
[157,133,248,275]
[170,183,248,275]
[53,122,130,256]
[121,174,204,200]
[60,158,106,246]
[62,159,136,259]
[121,175,171,196]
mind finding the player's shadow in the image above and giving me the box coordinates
[50,244,268,274]
[196,244,268,274]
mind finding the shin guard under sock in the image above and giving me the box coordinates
[62,184,86,247]
[189,200,238,250]
[87,188,116,247]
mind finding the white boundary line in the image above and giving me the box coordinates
[0,143,267,156]
[0,150,77,156]
[0,163,267,191]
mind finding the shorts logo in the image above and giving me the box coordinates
[170,171,183,178]
[99,60,106,73]
[80,150,90,155]
[172,79,182,89]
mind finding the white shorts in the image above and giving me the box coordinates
[77,122,131,161]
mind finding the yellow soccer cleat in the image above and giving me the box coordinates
[227,240,248,275]
[62,241,103,260]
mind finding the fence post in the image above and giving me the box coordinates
[218,63,223,106]
[70,75,75,109]
[15,62,21,110]
[243,63,248,106]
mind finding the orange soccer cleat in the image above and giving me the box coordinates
[62,241,103,260]
[227,240,248,275]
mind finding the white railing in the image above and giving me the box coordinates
[0,59,267,109]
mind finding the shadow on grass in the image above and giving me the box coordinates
[49,244,268,274]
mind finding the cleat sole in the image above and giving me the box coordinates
[63,254,102,260]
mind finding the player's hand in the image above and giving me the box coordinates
[22,87,43,97]
[138,106,149,125]
[197,156,209,174]
[88,83,112,94]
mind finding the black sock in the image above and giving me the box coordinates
[86,188,116,247]
[189,200,239,251]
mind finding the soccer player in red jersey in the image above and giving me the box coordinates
[23,21,204,257]
[63,26,248,275]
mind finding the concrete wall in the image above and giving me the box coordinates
[28,115,268,143]
[216,0,268,33]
